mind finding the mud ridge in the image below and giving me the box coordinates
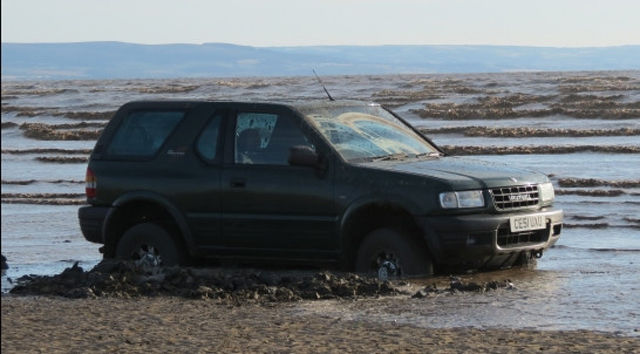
[1,122,19,129]
[9,260,402,301]
[411,105,639,120]
[19,123,102,140]
[563,223,610,229]
[25,121,107,129]
[1,148,92,155]
[440,145,640,155]
[420,126,640,137]
[1,88,79,96]
[556,178,640,188]
[1,198,87,205]
[1,179,83,185]
[569,215,606,221]
[136,85,200,94]
[623,217,640,225]
[2,193,85,199]
[412,277,515,298]
[52,111,115,120]
[3,106,116,120]
[35,156,88,163]
[555,189,626,197]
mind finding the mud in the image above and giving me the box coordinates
[1,148,93,155]
[564,223,610,229]
[555,189,626,197]
[372,89,443,106]
[3,106,116,120]
[411,104,639,120]
[420,126,640,137]
[9,260,401,302]
[52,111,115,120]
[1,198,86,205]
[29,121,106,129]
[2,105,57,116]
[559,94,625,102]
[623,217,640,226]
[558,83,640,93]
[1,179,83,185]
[1,122,18,129]
[35,156,88,163]
[19,123,102,140]
[411,277,515,298]
[136,85,200,94]
[1,193,85,199]
[8,260,525,304]
[557,178,640,188]
[570,215,606,221]
[1,88,79,96]
[1,192,86,206]
[440,145,640,155]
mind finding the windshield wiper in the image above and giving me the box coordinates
[371,152,409,162]
[414,152,442,159]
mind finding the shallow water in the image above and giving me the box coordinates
[2,71,639,334]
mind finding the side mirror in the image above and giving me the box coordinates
[288,145,319,167]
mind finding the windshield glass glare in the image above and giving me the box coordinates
[300,104,437,162]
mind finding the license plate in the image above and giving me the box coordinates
[510,215,546,232]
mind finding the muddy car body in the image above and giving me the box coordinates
[79,100,563,277]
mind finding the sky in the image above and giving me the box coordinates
[2,0,639,47]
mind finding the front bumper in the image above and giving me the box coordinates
[418,207,563,268]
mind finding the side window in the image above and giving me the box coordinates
[234,112,313,165]
[106,110,184,157]
[196,114,222,160]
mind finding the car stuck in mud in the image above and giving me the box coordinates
[78,100,563,278]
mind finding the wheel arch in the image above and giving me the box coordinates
[339,196,430,270]
[102,191,195,258]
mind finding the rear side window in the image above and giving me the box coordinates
[106,110,184,157]
[196,114,223,160]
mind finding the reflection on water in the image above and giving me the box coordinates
[293,243,640,336]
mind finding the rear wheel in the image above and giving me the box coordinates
[115,223,185,266]
[355,228,433,279]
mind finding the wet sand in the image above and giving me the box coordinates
[2,296,638,353]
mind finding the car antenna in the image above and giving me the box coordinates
[312,69,335,101]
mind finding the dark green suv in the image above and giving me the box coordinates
[79,100,563,278]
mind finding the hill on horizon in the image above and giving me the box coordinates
[2,42,639,80]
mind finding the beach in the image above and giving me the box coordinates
[2,71,640,351]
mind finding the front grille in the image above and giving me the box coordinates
[490,185,540,211]
[497,223,549,248]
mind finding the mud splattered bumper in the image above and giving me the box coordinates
[418,207,563,268]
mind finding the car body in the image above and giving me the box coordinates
[79,100,563,277]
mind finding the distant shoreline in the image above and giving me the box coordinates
[2,42,639,80]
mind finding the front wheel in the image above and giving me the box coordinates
[355,228,433,280]
[115,223,185,267]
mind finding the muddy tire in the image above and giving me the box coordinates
[355,228,433,279]
[115,223,185,266]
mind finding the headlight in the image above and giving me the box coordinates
[539,182,555,203]
[439,190,485,209]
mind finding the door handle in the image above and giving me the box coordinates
[230,178,246,188]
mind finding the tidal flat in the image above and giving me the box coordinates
[2,71,639,351]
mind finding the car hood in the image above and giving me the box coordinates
[359,156,548,189]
